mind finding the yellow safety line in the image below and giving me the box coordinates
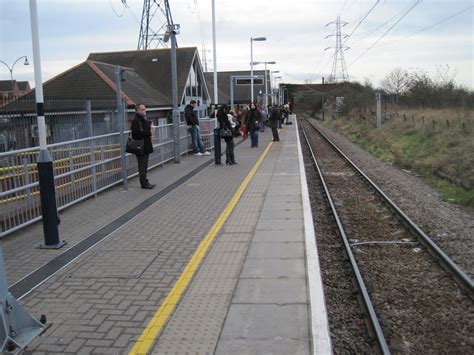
[129,141,274,354]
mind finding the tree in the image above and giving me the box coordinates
[381,68,410,103]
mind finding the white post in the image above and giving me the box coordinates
[376,91,382,129]
[30,0,64,248]
[211,0,218,105]
[250,38,254,103]
[264,62,268,113]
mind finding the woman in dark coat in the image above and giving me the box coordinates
[244,102,261,148]
[217,105,237,165]
[131,104,155,189]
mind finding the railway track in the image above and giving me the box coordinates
[298,117,473,354]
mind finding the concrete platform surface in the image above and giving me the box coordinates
[2,117,331,354]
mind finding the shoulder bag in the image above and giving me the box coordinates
[126,119,145,155]
[220,127,233,138]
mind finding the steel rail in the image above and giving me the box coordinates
[306,118,474,298]
[300,119,391,355]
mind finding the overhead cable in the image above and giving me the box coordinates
[349,0,422,66]
[375,5,474,48]
[343,0,380,45]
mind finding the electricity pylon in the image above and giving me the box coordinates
[325,16,350,83]
[137,0,178,49]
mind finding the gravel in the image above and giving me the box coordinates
[307,116,474,277]
[298,116,474,354]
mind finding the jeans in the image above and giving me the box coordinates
[224,137,235,163]
[250,128,259,147]
[188,126,206,153]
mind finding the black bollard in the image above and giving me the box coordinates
[214,128,222,165]
[37,160,66,249]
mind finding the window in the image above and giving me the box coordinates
[236,78,263,85]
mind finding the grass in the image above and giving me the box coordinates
[322,107,474,208]
[428,176,474,206]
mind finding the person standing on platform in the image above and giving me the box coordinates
[185,100,210,156]
[268,105,280,142]
[217,105,237,165]
[244,102,261,148]
[259,105,267,132]
[283,104,290,124]
[131,104,156,189]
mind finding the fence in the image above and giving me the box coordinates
[0,98,122,152]
[0,117,216,237]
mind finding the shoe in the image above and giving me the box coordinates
[141,184,155,189]
[226,160,231,165]
[202,151,211,155]
[230,160,237,165]
[194,152,203,156]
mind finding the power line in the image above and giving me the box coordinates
[374,5,474,49]
[343,0,380,45]
[353,3,409,42]
[349,0,421,66]
[340,0,348,16]
[108,0,126,17]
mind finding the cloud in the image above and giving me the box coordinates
[1,0,472,89]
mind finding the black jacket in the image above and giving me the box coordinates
[184,104,199,126]
[268,107,280,128]
[131,114,153,154]
[244,108,260,130]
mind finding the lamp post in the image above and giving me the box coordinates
[211,0,218,105]
[252,60,275,114]
[273,75,282,92]
[250,37,266,102]
[0,56,29,95]
[29,0,65,248]
[270,70,279,105]
[274,76,282,104]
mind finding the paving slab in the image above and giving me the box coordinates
[2,116,330,354]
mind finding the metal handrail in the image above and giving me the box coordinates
[1,118,216,237]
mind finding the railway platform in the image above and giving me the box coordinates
[2,116,331,354]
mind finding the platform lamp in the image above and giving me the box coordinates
[270,70,279,105]
[0,56,29,95]
[250,37,266,103]
[274,76,282,104]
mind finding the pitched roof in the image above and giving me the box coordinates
[87,47,200,104]
[204,70,268,105]
[2,61,168,111]
[16,81,30,91]
[0,80,15,91]
[89,61,167,106]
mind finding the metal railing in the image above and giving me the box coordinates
[0,118,216,237]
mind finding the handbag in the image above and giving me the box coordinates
[125,134,145,155]
[220,127,233,138]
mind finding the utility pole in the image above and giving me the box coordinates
[115,66,128,190]
[376,91,382,129]
[321,76,325,121]
[325,16,350,83]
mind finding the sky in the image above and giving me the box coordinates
[1,0,473,90]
